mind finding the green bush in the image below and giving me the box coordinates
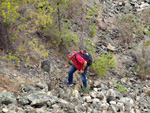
[89,24,96,38]
[113,82,127,93]
[90,52,116,77]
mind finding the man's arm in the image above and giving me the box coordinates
[82,61,87,70]
[65,58,71,69]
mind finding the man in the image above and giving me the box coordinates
[64,50,88,88]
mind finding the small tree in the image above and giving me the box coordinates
[90,52,116,77]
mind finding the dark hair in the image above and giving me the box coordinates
[65,50,72,55]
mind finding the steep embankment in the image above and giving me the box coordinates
[0,0,150,113]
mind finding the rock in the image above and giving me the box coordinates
[2,108,8,113]
[22,70,29,74]
[57,98,69,104]
[22,86,32,92]
[35,81,48,92]
[144,35,150,42]
[83,96,92,103]
[17,96,30,105]
[49,96,58,104]
[97,92,105,101]
[107,43,116,52]
[106,89,116,102]
[119,97,134,112]
[101,102,109,110]
[35,106,48,113]
[74,84,81,91]
[145,89,150,95]
[92,98,100,104]
[90,91,97,98]
[140,3,149,8]
[27,93,51,106]
[97,19,107,30]
[72,90,80,98]
[41,60,50,72]
[0,90,16,105]
[93,80,101,87]
[75,105,86,113]
[117,102,125,112]
[87,107,92,113]
[36,31,42,38]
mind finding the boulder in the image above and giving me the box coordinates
[0,90,16,105]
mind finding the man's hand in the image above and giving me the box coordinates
[80,69,84,74]
[64,64,68,69]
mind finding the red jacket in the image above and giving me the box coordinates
[72,51,85,70]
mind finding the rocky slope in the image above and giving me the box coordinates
[0,0,150,113]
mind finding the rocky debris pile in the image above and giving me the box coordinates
[0,77,150,113]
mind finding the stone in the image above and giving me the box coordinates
[97,19,107,30]
[74,84,81,91]
[121,78,128,84]
[145,89,150,96]
[83,96,92,103]
[72,90,80,98]
[93,80,101,87]
[101,102,109,110]
[92,98,100,104]
[119,97,134,107]
[41,60,50,72]
[106,89,116,102]
[111,104,117,113]
[107,43,116,51]
[27,93,51,106]
[117,102,125,112]
[0,90,16,105]
[97,92,105,101]
[90,91,97,98]
[17,96,30,105]
[2,108,8,113]
[35,81,48,92]
[140,3,149,8]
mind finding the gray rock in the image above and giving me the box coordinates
[0,90,16,105]
[27,93,51,106]
[106,89,116,102]
[35,81,48,92]
[72,90,80,98]
[83,96,92,103]
[119,97,134,106]
[107,43,116,51]
[140,3,149,8]
[17,96,30,105]
[2,107,8,113]
[117,102,125,112]
[97,92,105,100]
[92,98,100,104]
[41,60,50,72]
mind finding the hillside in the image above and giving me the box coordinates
[0,0,150,113]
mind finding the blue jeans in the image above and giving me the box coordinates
[68,64,88,87]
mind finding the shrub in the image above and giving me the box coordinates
[116,8,150,48]
[90,52,116,77]
[113,82,127,93]
[89,24,96,38]
[116,13,144,48]
[133,40,150,80]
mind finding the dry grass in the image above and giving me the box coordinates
[0,75,20,93]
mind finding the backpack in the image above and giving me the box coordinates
[75,50,93,66]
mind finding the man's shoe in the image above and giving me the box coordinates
[64,82,73,86]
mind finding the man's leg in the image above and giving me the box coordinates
[68,64,77,84]
[81,67,88,87]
